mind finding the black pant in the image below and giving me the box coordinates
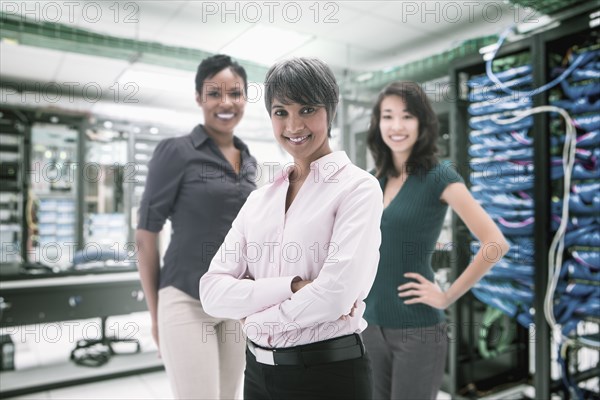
[244,347,373,400]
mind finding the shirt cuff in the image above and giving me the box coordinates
[136,203,164,232]
[252,275,296,307]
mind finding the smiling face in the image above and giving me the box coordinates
[379,95,419,157]
[196,67,246,137]
[271,100,332,164]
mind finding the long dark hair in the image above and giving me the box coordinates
[367,81,439,178]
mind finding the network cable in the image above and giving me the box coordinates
[484,26,596,98]
[491,105,577,341]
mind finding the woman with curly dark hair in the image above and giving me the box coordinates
[364,81,509,400]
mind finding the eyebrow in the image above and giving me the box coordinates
[382,108,410,113]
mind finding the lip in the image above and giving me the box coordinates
[389,135,408,142]
[284,134,312,145]
[215,112,235,121]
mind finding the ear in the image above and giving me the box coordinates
[195,91,202,107]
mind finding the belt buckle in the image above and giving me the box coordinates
[254,346,276,365]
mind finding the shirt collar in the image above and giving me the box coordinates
[190,124,249,153]
[190,124,209,148]
[276,151,352,183]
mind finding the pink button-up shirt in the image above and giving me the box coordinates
[200,151,383,348]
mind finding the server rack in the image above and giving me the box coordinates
[0,108,179,394]
[0,105,177,268]
[449,36,533,398]
[448,8,598,398]
[0,108,29,264]
[127,128,173,245]
[539,12,599,399]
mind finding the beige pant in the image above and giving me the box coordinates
[158,286,245,399]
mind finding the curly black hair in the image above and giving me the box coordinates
[195,54,247,95]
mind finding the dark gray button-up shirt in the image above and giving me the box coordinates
[137,124,257,299]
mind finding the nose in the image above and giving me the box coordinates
[222,93,234,107]
[285,114,304,134]
[391,118,404,132]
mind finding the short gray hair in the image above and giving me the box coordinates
[264,58,339,136]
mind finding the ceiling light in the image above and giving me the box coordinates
[0,38,18,45]
[356,73,374,82]
[220,25,312,65]
[516,15,554,34]
[118,69,193,93]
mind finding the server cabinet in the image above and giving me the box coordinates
[448,8,598,399]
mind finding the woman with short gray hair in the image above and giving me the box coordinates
[200,57,383,399]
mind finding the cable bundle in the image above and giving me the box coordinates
[485,29,599,397]
[467,54,537,330]
[546,47,600,348]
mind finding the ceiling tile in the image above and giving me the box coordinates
[324,14,421,53]
[283,38,378,70]
[54,53,130,89]
[0,43,64,81]
[153,3,253,52]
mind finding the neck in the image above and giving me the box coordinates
[204,125,234,148]
[290,159,311,182]
[293,150,332,182]
[391,151,411,176]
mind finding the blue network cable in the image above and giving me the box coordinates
[484,26,598,97]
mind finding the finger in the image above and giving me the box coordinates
[398,285,423,294]
[398,290,421,298]
[403,298,423,305]
[398,282,419,291]
[404,273,428,283]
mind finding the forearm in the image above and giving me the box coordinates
[135,230,161,323]
[445,236,509,305]
[201,273,298,319]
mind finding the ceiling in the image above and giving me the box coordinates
[0,1,525,139]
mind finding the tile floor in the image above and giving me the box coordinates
[3,368,455,400]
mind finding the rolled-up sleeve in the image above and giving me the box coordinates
[200,194,298,319]
[244,178,383,342]
[137,139,185,232]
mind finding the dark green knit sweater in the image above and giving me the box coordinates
[365,161,464,328]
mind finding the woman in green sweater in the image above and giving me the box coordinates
[363,81,509,400]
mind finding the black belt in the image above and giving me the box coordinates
[247,333,364,366]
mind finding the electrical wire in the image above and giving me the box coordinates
[484,26,591,98]
[492,106,577,342]
[478,306,516,359]
[481,30,598,396]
